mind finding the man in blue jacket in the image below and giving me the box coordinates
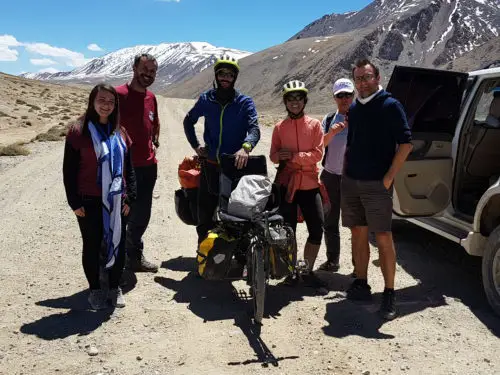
[183,54,261,244]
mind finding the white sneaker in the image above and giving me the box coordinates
[88,289,107,310]
[109,287,125,308]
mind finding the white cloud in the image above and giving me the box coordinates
[87,43,103,52]
[30,58,57,66]
[0,34,21,47]
[0,34,93,66]
[0,46,18,61]
[156,0,181,2]
[38,67,59,74]
[24,42,90,67]
[0,34,21,62]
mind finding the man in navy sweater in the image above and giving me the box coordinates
[341,58,413,320]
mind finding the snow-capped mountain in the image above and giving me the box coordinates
[20,42,251,89]
[289,0,500,66]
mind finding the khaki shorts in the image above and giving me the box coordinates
[340,175,393,232]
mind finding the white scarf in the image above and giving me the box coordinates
[357,85,384,105]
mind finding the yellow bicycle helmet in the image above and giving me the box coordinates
[214,53,240,73]
[282,80,308,96]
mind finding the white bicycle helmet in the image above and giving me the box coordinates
[282,80,308,96]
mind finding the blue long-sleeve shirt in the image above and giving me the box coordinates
[183,89,261,162]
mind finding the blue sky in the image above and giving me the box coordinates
[0,0,372,75]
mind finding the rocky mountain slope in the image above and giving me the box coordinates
[289,0,500,67]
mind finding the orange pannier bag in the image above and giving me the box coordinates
[178,155,201,189]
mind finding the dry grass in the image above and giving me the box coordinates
[0,142,30,156]
[33,125,68,142]
[259,113,284,127]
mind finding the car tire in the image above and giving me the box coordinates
[482,225,500,316]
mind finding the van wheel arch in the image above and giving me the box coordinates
[482,225,500,316]
[479,195,500,236]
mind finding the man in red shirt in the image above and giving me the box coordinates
[116,53,160,273]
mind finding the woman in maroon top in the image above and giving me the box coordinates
[63,84,136,310]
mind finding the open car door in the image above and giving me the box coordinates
[386,66,468,216]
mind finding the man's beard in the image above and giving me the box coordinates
[138,75,154,88]
[216,78,234,90]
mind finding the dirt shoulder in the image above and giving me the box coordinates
[0,97,498,375]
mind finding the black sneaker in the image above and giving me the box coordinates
[318,261,340,272]
[346,279,372,301]
[379,289,398,320]
[126,254,158,273]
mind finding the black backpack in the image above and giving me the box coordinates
[174,187,198,226]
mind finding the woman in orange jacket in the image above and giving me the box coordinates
[270,80,326,287]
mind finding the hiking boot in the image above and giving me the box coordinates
[301,271,329,289]
[126,254,158,273]
[88,289,107,310]
[108,287,126,308]
[379,289,398,320]
[318,260,340,272]
[346,279,372,301]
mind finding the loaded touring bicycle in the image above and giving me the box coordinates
[194,154,299,324]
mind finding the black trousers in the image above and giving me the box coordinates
[320,170,341,263]
[279,187,324,245]
[196,162,220,244]
[77,196,126,290]
[126,164,157,258]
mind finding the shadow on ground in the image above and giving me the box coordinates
[157,255,350,366]
[20,290,113,340]
[322,220,500,339]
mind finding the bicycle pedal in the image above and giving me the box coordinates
[296,259,309,273]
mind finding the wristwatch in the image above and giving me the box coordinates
[153,139,160,148]
[242,142,252,152]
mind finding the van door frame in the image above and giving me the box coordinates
[451,74,499,221]
[387,66,469,218]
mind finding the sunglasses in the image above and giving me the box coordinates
[216,70,235,79]
[285,94,305,102]
[354,74,376,83]
[335,92,354,99]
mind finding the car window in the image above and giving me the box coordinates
[472,79,500,128]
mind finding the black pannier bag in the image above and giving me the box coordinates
[174,187,198,226]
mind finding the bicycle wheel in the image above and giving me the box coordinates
[251,243,266,324]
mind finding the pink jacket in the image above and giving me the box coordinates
[270,115,324,202]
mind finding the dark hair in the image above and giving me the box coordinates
[134,53,157,68]
[352,58,380,78]
[79,84,120,134]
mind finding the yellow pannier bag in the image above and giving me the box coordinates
[197,229,238,280]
